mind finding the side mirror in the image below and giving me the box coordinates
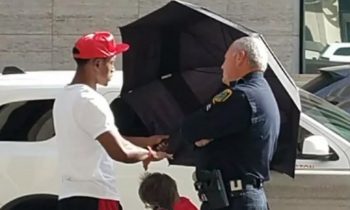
[300,135,333,160]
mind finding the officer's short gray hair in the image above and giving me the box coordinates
[233,36,268,71]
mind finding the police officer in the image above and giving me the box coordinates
[178,36,280,210]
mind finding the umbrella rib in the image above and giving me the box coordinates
[220,24,231,49]
[190,68,221,74]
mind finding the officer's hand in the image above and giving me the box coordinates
[142,146,173,170]
[194,139,213,147]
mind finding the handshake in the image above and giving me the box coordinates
[141,134,214,170]
[141,134,172,170]
[148,135,213,152]
[152,135,170,152]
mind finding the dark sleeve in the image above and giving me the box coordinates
[179,89,251,144]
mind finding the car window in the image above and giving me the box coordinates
[334,47,350,56]
[301,90,350,143]
[0,100,55,142]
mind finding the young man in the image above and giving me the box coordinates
[138,172,198,210]
[53,31,170,210]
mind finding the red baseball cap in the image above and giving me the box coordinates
[73,31,129,59]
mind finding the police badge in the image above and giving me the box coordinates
[212,89,233,104]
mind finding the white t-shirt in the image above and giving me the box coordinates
[53,84,119,200]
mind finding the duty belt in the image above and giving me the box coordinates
[228,176,263,194]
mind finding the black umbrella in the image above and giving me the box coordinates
[117,0,301,177]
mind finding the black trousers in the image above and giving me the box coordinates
[58,196,122,210]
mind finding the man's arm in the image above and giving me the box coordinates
[123,135,169,148]
[97,128,170,165]
[74,97,170,165]
[97,129,148,163]
[180,89,251,144]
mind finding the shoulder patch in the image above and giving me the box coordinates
[212,89,233,104]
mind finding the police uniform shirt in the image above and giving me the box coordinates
[179,71,280,182]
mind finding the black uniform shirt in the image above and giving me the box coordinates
[180,71,280,182]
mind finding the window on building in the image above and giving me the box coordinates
[303,0,350,73]
[0,100,55,142]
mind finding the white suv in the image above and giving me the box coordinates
[1,70,350,210]
[319,42,350,63]
[0,70,197,210]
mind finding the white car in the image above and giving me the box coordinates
[267,89,350,210]
[0,70,198,210]
[319,42,350,63]
[0,70,350,210]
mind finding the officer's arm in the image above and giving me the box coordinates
[180,89,251,144]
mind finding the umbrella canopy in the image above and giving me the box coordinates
[118,0,301,177]
[303,65,350,112]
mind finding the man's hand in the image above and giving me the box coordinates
[142,146,173,170]
[153,138,169,152]
[194,139,213,147]
[147,135,169,146]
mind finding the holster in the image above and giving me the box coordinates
[193,169,229,210]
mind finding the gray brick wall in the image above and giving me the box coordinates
[0,0,300,73]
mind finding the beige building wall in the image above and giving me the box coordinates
[0,0,300,73]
